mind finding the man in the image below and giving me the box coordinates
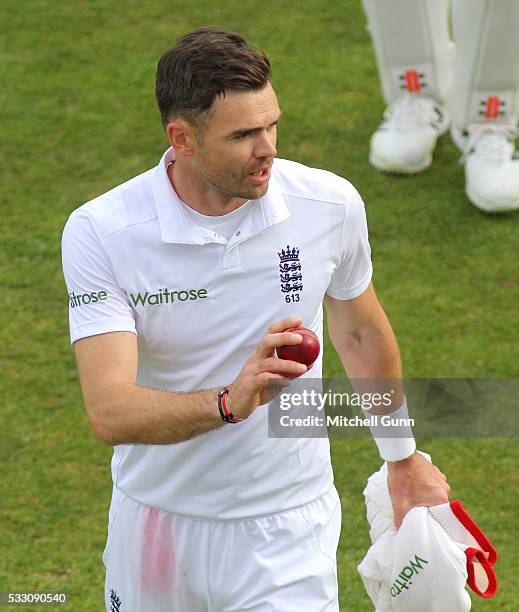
[62,28,450,611]
[362,0,519,212]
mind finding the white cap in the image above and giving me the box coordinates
[358,454,498,611]
[390,500,497,610]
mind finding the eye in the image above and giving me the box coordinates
[234,133,249,140]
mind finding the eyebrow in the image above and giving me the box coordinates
[227,111,282,139]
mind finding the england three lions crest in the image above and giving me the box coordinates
[278,245,303,303]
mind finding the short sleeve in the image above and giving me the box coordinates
[61,211,136,344]
[326,186,373,300]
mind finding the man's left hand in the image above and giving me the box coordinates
[387,452,450,529]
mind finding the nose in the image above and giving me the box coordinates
[254,130,277,159]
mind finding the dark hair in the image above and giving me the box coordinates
[155,27,271,129]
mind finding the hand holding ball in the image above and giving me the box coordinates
[277,327,320,370]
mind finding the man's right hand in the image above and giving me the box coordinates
[228,317,309,420]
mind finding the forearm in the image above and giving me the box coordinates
[336,308,404,410]
[75,318,307,447]
[86,383,223,446]
[338,317,416,460]
[340,311,401,379]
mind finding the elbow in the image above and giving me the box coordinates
[86,402,124,446]
[89,416,119,446]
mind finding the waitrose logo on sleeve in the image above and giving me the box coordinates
[69,290,108,308]
[128,288,208,306]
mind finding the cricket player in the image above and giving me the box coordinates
[363,0,519,212]
[62,28,450,611]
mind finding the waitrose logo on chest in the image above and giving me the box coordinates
[128,287,208,306]
[68,287,209,309]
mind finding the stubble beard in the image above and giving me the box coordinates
[195,146,267,202]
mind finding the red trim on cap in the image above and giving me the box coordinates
[450,501,497,564]
[465,547,498,598]
[485,96,500,119]
[449,501,498,599]
[405,70,421,92]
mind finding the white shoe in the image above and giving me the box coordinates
[453,124,519,213]
[369,94,450,174]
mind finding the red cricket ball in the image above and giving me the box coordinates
[277,327,320,367]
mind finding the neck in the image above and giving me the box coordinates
[168,160,246,216]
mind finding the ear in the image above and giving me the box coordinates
[165,119,198,157]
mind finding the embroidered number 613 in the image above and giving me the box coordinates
[285,294,300,303]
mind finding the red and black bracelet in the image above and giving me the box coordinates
[218,385,244,424]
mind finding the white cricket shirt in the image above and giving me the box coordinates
[62,148,373,519]
[178,196,255,241]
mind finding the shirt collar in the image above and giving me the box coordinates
[152,148,290,245]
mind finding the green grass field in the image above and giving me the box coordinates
[1,1,517,610]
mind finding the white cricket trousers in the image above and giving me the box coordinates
[103,486,341,611]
